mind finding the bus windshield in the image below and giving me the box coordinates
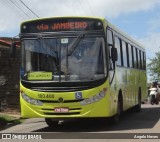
[21,35,106,82]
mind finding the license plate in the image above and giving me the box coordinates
[54,107,69,113]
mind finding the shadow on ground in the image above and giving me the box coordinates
[33,105,160,132]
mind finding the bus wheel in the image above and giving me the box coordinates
[134,89,141,112]
[45,118,59,127]
[112,97,123,124]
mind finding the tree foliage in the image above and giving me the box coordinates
[147,51,160,81]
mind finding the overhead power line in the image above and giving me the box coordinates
[19,0,39,18]
[0,0,39,19]
[9,0,31,19]
[0,0,26,20]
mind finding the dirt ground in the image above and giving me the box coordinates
[0,107,21,116]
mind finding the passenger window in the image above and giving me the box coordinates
[107,29,113,44]
[128,44,133,68]
[136,48,139,69]
[139,50,142,69]
[114,36,122,66]
[126,43,129,67]
[122,41,127,67]
[141,51,143,70]
[133,47,137,69]
[107,29,114,70]
[143,52,146,70]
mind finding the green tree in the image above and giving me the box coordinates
[147,51,160,81]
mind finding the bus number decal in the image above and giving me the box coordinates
[38,94,54,99]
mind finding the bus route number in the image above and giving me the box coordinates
[38,94,54,99]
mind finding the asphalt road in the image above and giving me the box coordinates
[1,104,160,142]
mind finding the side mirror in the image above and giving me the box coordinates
[111,47,117,62]
[10,41,19,57]
[108,44,118,62]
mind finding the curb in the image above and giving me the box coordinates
[0,113,23,131]
[0,112,21,119]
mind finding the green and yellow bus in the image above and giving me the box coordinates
[13,16,147,126]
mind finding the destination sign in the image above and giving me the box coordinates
[21,18,103,33]
[28,72,52,80]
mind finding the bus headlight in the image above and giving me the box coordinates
[21,92,43,106]
[80,91,106,105]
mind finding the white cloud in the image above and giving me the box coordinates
[1,0,160,82]
[1,0,160,35]
[1,0,160,57]
[137,32,160,83]
[87,0,160,18]
[148,16,160,32]
[26,0,160,18]
[138,32,160,59]
[1,0,160,55]
[0,6,18,32]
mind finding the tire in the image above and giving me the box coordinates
[155,98,159,105]
[45,118,59,127]
[112,97,123,124]
[151,95,155,105]
[134,90,141,112]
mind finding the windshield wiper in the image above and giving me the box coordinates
[67,34,84,56]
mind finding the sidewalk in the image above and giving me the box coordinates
[0,111,22,131]
[0,112,21,119]
[0,107,21,118]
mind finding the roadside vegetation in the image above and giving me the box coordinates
[0,114,23,130]
[147,51,160,82]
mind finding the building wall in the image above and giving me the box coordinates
[0,44,20,112]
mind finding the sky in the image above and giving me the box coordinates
[1,0,160,82]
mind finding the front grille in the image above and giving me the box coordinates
[43,112,80,115]
[40,99,84,103]
[21,79,107,92]
[31,86,91,92]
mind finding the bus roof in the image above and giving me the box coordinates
[104,19,145,50]
[21,16,105,24]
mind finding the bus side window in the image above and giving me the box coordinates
[114,36,122,66]
[122,40,127,67]
[126,43,129,67]
[133,47,137,69]
[143,52,146,70]
[136,48,139,69]
[139,50,142,69]
[107,29,114,70]
[128,44,133,68]
[107,29,113,44]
